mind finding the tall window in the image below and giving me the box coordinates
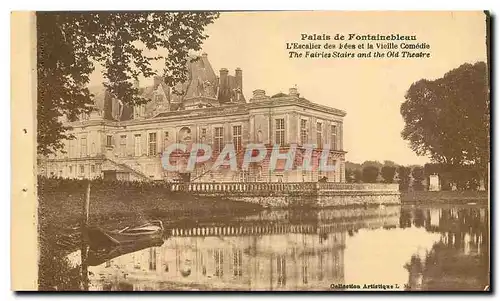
[106,135,113,147]
[316,122,323,148]
[232,125,242,152]
[163,131,170,150]
[148,133,157,156]
[69,140,75,158]
[134,106,139,119]
[331,124,337,150]
[318,254,324,281]
[233,249,243,277]
[90,142,96,156]
[302,257,308,284]
[275,118,285,145]
[120,135,127,156]
[149,248,157,271]
[276,255,286,287]
[79,164,85,174]
[200,128,207,143]
[134,134,142,156]
[214,127,224,153]
[134,104,145,118]
[239,170,249,182]
[300,119,308,145]
[80,138,87,157]
[215,249,224,277]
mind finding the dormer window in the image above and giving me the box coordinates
[134,104,145,119]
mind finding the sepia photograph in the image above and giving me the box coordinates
[10,10,490,292]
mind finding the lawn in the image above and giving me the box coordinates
[401,190,489,204]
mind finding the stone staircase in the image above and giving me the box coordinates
[103,150,151,181]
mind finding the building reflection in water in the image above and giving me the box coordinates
[91,229,347,291]
[86,205,488,291]
[89,206,400,291]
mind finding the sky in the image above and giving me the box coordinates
[88,11,488,165]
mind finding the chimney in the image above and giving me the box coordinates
[235,68,243,91]
[252,89,267,100]
[219,68,229,84]
[153,75,163,87]
[219,68,229,101]
[289,87,298,97]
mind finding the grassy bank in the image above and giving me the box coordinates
[401,191,489,205]
[38,178,262,231]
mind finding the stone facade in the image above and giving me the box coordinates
[39,54,346,183]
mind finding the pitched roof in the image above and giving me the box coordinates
[86,54,246,121]
[184,55,219,100]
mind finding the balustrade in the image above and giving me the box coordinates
[167,181,399,194]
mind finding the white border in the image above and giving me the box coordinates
[2,1,498,300]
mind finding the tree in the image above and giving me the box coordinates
[353,169,363,183]
[411,166,425,191]
[381,166,397,183]
[400,62,489,181]
[398,166,411,191]
[424,163,442,176]
[361,160,383,170]
[345,168,355,183]
[37,12,219,155]
[362,166,379,183]
[383,160,397,167]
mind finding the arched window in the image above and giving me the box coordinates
[178,127,192,143]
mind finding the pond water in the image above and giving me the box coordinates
[79,205,489,291]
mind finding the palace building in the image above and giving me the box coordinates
[39,53,347,183]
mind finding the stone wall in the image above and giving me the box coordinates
[169,182,401,208]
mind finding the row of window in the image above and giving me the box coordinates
[298,118,340,149]
[69,163,100,175]
[49,163,101,177]
[105,125,244,156]
[214,249,243,278]
[143,247,339,283]
[144,248,244,277]
[120,119,337,157]
[67,138,102,158]
[68,119,340,159]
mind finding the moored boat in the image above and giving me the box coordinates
[86,220,164,249]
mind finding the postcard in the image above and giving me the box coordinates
[11,10,490,291]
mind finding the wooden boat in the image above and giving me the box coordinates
[86,220,164,249]
[87,237,164,266]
